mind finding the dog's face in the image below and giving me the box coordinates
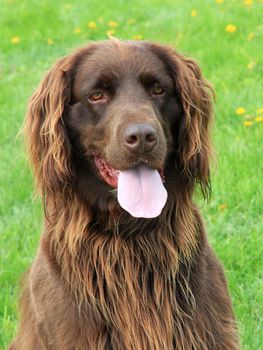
[66,41,182,189]
[25,40,213,208]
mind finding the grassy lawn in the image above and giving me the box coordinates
[0,0,262,348]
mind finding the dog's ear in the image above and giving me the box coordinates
[175,54,214,198]
[149,44,214,198]
[24,55,75,197]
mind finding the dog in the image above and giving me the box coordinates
[9,39,239,349]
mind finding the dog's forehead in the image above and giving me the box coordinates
[74,41,169,88]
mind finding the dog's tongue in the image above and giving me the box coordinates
[117,165,167,218]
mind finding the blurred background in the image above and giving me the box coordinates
[0,0,262,348]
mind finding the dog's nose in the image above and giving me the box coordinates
[124,123,157,152]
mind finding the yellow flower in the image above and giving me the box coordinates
[127,18,136,25]
[98,17,104,23]
[191,9,197,17]
[218,204,227,211]
[255,116,263,122]
[247,32,254,40]
[106,30,116,37]
[247,61,256,70]
[256,108,263,114]
[88,21,97,29]
[64,4,72,10]
[133,35,143,40]
[216,0,224,3]
[225,24,237,33]
[108,21,119,28]
[243,121,253,126]
[236,107,246,115]
[11,36,20,44]
[244,0,253,6]
[73,27,81,34]
[47,38,54,45]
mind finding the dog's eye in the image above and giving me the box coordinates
[89,92,103,102]
[152,86,165,95]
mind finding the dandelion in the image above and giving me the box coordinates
[108,21,119,28]
[64,4,72,10]
[216,0,224,4]
[247,32,254,40]
[73,27,81,34]
[236,107,246,115]
[47,38,54,45]
[244,0,253,6]
[247,61,256,69]
[225,24,237,33]
[255,116,263,122]
[256,108,263,114]
[106,30,116,37]
[11,36,20,44]
[190,9,197,17]
[243,121,253,126]
[127,18,136,25]
[218,204,227,211]
[133,35,143,40]
[88,21,97,29]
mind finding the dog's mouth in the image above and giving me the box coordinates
[94,154,120,188]
[94,154,167,218]
[94,154,165,187]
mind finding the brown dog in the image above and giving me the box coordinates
[9,39,239,349]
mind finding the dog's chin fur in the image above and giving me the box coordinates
[9,39,239,350]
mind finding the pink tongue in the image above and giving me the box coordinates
[117,165,167,218]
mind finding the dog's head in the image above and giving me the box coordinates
[25,40,213,215]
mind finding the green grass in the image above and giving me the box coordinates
[0,0,262,348]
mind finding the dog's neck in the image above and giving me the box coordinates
[43,192,203,349]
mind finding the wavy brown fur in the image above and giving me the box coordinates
[10,40,239,349]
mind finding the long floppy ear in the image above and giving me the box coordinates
[175,53,214,197]
[149,44,214,198]
[24,56,74,197]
